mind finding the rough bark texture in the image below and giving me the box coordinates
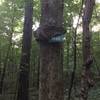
[39,43,64,100]
[40,0,64,27]
[80,0,95,100]
[17,0,33,100]
[38,0,64,100]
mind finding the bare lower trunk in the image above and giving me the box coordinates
[80,0,95,100]
[39,43,64,100]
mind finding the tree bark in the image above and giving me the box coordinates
[38,0,64,100]
[80,0,95,100]
[39,44,64,100]
[17,0,33,100]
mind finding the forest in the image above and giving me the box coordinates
[0,0,100,100]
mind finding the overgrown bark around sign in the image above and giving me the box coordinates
[17,0,33,100]
[80,0,95,100]
[36,0,64,100]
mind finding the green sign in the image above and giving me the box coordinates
[49,34,65,43]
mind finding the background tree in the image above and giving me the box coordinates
[17,0,33,100]
[80,0,95,100]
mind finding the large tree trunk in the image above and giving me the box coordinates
[17,0,33,100]
[36,0,64,100]
[39,44,64,100]
[80,0,95,100]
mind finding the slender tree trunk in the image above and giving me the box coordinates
[66,37,70,69]
[17,0,33,100]
[68,3,83,99]
[36,0,64,100]
[37,56,40,90]
[80,0,95,100]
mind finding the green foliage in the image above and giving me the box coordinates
[0,0,100,100]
